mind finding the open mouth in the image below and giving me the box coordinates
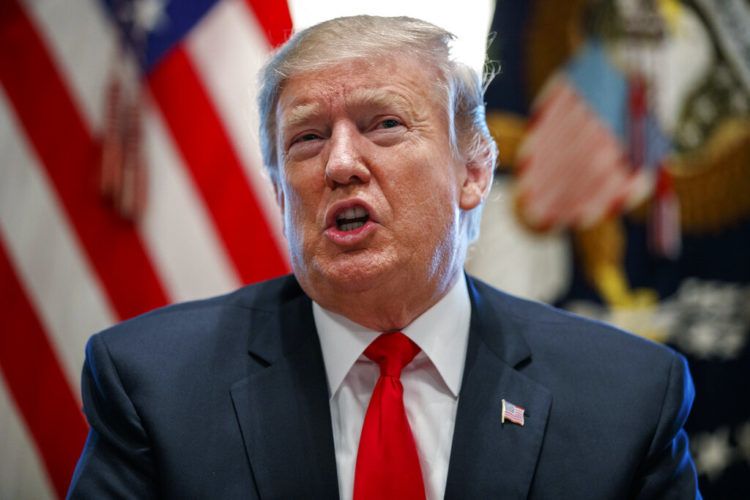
[335,206,370,232]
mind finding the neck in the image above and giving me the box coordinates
[309,268,462,332]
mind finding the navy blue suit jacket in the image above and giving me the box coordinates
[68,274,700,498]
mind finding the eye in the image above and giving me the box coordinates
[285,130,325,160]
[366,116,406,147]
[379,118,402,129]
[293,132,321,143]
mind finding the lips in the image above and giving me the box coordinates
[324,200,378,245]
[326,200,377,228]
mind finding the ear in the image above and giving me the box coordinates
[459,150,493,211]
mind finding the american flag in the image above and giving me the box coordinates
[0,0,291,497]
[501,399,525,426]
[516,41,652,231]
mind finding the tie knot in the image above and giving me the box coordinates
[364,332,420,378]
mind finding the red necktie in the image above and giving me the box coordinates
[353,332,426,500]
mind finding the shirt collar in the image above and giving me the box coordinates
[313,276,471,399]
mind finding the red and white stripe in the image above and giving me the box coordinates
[0,0,292,497]
[501,399,525,426]
[517,76,651,231]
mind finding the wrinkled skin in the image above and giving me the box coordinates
[274,56,491,331]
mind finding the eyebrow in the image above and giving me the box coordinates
[279,87,417,143]
[344,88,413,114]
[283,102,323,131]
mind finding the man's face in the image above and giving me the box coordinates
[274,56,485,315]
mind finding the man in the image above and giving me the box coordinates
[68,16,700,499]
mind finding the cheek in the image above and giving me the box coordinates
[281,164,316,206]
[279,173,324,244]
[396,178,459,241]
[414,173,462,236]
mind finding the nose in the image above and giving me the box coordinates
[324,123,371,189]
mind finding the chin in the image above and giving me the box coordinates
[311,250,398,293]
[323,264,389,293]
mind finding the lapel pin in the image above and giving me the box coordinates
[501,399,525,426]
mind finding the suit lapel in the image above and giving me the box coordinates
[230,284,339,499]
[445,277,552,499]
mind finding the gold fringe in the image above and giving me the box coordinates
[629,119,750,232]
[525,0,588,100]
[670,119,750,233]
[486,112,527,169]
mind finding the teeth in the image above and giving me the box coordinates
[339,206,367,220]
[335,205,369,231]
[340,221,365,231]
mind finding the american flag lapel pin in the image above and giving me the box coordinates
[501,399,525,426]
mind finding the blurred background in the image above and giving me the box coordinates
[1,0,748,497]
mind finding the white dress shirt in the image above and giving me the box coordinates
[313,277,471,500]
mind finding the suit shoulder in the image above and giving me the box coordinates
[92,274,303,352]
[469,275,682,369]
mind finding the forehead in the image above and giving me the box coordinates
[276,56,445,125]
